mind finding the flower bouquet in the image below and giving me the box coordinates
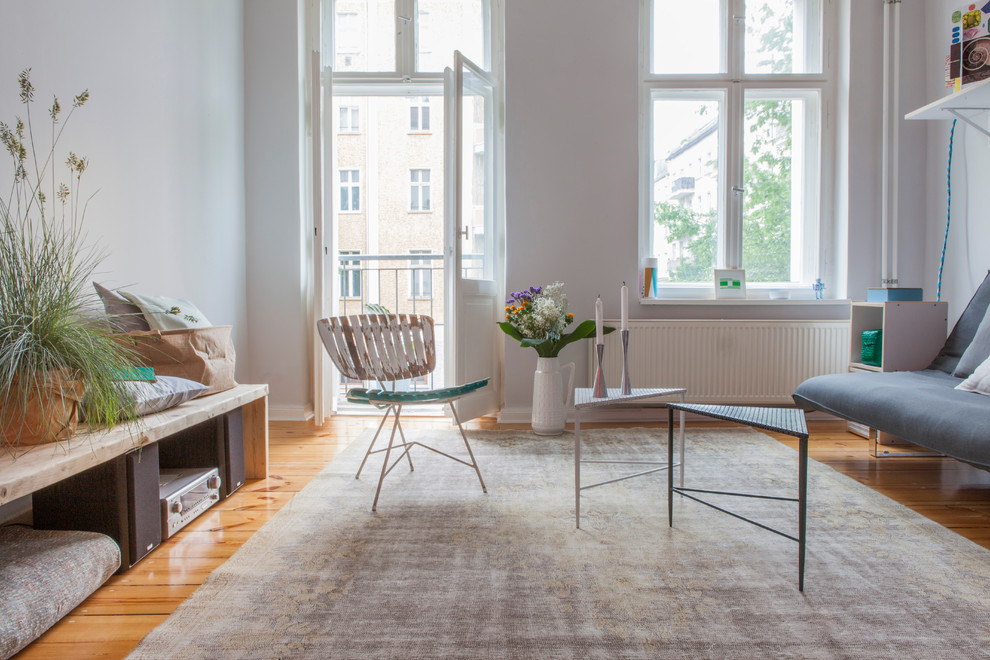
[497,282,613,357]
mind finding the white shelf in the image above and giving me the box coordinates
[906,78,990,137]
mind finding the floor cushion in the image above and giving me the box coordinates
[0,525,120,659]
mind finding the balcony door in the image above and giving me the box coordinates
[443,51,503,420]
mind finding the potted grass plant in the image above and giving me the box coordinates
[0,69,137,452]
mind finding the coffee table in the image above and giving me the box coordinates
[574,387,687,528]
[666,403,810,590]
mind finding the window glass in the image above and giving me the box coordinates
[416,0,485,72]
[743,92,817,283]
[652,0,722,75]
[652,96,721,284]
[339,250,363,298]
[745,0,822,74]
[333,0,395,72]
[410,169,431,211]
[340,170,360,211]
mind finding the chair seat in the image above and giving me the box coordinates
[347,378,490,405]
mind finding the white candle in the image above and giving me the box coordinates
[596,296,604,345]
[621,282,628,332]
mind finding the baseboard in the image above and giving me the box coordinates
[268,404,314,422]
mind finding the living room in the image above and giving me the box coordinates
[3,0,990,658]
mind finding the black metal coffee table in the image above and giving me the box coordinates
[667,403,810,591]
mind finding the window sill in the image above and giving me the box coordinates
[640,298,850,306]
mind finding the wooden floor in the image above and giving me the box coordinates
[14,416,990,659]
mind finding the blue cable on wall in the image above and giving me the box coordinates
[936,118,956,303]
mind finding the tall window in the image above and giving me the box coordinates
[643,0,828,295]
[339,105,360,133]
[339,169,360,212]
[410,169,431,211]
[409,250,433,299]
[410,97,431,132]
[339,250,362,298]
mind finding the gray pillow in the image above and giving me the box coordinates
[125,376,209,416]
[81,376,208,420]
[929,271,990,373]
[93,282,152,333]
[953,304,990,378]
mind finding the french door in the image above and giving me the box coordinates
[443,51,503,420]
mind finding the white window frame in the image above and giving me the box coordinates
[409,249,434,299]
[410,96,431,132]
[323,0,493,84]
[639,0,835,300]
[410,168,431,212]
[339,249,363,299]
[339,168,361,212]
[339,104,360,133]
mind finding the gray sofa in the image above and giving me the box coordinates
[793,273,990,469]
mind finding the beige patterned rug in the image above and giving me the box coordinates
[128,428,990,659]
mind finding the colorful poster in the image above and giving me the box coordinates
[948,3,990,89]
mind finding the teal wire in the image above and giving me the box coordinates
[937,119,956,303]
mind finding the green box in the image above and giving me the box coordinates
[861,329,882,367]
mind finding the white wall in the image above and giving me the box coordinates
[922,1,990,324]
[243,0,313,419]
[499,0,910,414]
[0,0,248,373]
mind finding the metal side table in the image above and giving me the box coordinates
[574,387,687,528]
[666,403,810,590]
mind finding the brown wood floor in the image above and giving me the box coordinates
[14,417,990,659]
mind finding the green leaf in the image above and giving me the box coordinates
[496,321,524,342]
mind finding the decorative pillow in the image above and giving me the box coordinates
[80,376,208,420]
[956,354,990,396]
[93,282,152,332]
[119,291,212,331]
[953,304,990,378]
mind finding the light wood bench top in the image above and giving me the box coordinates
[0,383,269,506]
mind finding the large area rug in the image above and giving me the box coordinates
[129,427,990,659]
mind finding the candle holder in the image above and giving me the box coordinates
[593,343,608,398]
[620,329,631,395]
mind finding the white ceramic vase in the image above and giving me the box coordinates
[531,357,575,436]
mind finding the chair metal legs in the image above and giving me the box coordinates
[363,400,487,512]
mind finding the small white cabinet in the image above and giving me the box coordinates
[847,302,947,443]
[848,302,948,372]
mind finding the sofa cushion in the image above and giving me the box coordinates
[0,525,120,659]
[929,271,990,373]
[793,369,990,469]
[957,354,990,396]
[953,303,990,378]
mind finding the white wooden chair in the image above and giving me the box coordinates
[317,314,488,511]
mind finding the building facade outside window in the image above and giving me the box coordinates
[410,169,431,211]
[642,0,831,297]
[339,169,360,212]
[410,97,431,132]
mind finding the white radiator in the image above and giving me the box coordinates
[591,320,850,404]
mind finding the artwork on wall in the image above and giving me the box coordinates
[947,2,990,90]
[714,269,746,299]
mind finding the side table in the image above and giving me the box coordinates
[666,403,810,590]
[574,387,687,528]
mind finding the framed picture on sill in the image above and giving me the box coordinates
[714,269,746,299]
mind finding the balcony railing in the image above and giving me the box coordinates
[334,253,447,409]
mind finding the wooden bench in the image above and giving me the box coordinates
[0,383,269,507]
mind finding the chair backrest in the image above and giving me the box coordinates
[317,314,436,384]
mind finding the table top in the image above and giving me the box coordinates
[574,387,686,410]
[667,403,808,439]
